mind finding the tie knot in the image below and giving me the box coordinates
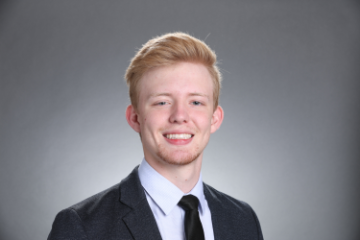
[178,195,199,211]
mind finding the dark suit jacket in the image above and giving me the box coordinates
[48,167,263,240]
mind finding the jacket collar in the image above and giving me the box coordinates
[204,183,228,240]
[118,167,229,240]
[119,166,162,240]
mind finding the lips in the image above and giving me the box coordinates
[165,133,192,139]
[163,133,194,145]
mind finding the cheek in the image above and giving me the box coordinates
[141,115,162,132]
[194,113,213,130]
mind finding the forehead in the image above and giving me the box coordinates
[138,62,214,99]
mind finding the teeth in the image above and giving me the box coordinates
[166,134,192,139]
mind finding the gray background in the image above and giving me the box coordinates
[1,0,359,239]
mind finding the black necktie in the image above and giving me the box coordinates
[178,195,205,240]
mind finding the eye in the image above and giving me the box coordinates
[192,101,202,106]
[157,101,167,106]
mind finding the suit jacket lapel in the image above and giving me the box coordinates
[203,183,229,240]
[119,167,162,240]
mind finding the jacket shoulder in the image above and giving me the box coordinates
[48,167,146,240]
[203,183,264,240]
[204,183,253,212]
[48,183,133,240]
[70,183,123,218]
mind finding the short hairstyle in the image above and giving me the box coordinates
[125,32,222,110]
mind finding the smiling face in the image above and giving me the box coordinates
[126,62,223,168]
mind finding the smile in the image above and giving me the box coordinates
[165,134,193,139]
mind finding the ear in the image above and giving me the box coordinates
[210,106,224,133]
[126,105,141,133]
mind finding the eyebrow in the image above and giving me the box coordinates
[148,92,209,99]
[189,93,209,99]
[149,93,171,98]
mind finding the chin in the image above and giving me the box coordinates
[156,145,201,166]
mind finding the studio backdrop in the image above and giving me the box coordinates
[0,1,359,240]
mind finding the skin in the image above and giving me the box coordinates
[126,62,224,193]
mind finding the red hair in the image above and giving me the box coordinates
[125,32,222,110]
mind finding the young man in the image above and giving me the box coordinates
[48,32,263,240]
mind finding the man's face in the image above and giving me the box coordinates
[127,62,223,166]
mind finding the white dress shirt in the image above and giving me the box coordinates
[138,158,214,240]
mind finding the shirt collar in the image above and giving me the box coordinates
[138,158,205,215]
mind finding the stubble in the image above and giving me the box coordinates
[156,143,201,166]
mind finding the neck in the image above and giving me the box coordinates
[145,155,203,193]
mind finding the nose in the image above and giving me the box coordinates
[169,102,189,123]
